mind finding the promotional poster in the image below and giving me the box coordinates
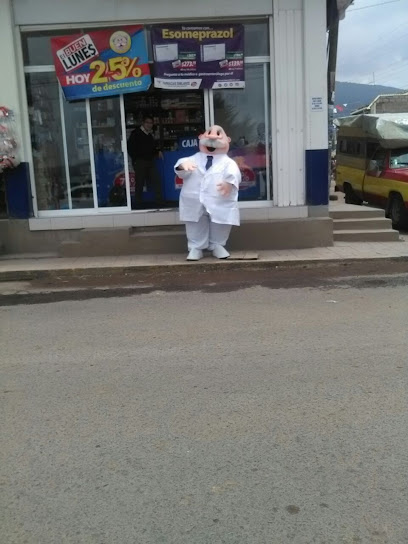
[51,26,151,100]
[151,24,244,90]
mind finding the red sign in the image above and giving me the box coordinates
[51,26,151,100]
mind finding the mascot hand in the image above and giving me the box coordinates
[216,181,232,197]
[179,159,197,172]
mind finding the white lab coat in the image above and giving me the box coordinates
[174,152,241,226]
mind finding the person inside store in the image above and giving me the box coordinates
[127,114,164,208]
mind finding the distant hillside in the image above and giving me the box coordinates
[333,81,405,117]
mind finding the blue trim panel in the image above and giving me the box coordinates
[306,149,329,206]
[5,162,32,218]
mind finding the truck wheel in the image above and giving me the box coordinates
[344,183,362,205]
[388,193,408,229]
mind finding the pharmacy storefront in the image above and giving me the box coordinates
[2,0,333,251]
[24,21,271,215]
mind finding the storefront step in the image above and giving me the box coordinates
[333,217,393,231]
[79,227,131,244]
[60,226,187,257]
[333,229,400,243]
[329,207,385,220]
[59,218,333,257]
[229,218,333,251]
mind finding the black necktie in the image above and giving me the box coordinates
[205,156,213,171]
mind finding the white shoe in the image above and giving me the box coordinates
[212,245,230,259]
[186,248,203,261]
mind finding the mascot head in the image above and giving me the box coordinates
[198,125,231,155]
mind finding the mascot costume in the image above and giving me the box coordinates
[174,125,241,261]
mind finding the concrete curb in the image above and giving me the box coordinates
[2,255,408,282]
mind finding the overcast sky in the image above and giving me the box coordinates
[337,0,408,89]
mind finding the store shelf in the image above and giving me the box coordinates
[124,89,204,154]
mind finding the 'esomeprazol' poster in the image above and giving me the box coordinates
[151,24,244,90]
[51,26,151,101]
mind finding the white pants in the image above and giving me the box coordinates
[185,213,232,250]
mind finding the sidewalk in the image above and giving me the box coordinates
[2,193,408,281]
[1,238,408,281]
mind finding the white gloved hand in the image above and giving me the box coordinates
[178,159,197,171]
[216,181,232,196]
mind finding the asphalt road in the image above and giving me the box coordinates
[1,270,408,543]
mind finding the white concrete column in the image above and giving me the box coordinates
[272,0,305,207]
[303,0,329,207]
[0,0,24,156]
[303,0,328,151]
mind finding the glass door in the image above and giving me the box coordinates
[62,98,94,209]
[88,95,130,210]
[124,89,207,209]
[27,72,69,212]
[209,63,271,202]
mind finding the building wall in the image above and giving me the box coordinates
[303,0,329,207]
[2,0,24,156]
[1,0,32,218]
[5,0,330,226]
[12,0,273,25]
[372,95,408,114]
[272,0,304,207]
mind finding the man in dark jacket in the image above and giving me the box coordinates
[127,115,163,208]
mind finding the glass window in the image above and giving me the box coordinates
[63,100,94,209]
[367,142,379,159]
[213,63,270,201]
[25,72,67,210]
[372,148,387,170]
[346,141,356,155]
[22,30,78,66]
[90,97,127,208]
[244,22,269,56]
[145,28,154,63]
[390,148,408,169]
[342,140,364,156]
